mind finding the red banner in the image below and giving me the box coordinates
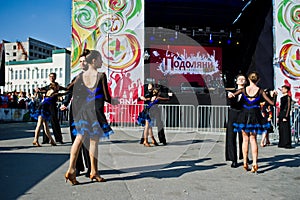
[149,45,222,88]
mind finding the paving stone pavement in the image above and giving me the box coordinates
[0,122,299,200]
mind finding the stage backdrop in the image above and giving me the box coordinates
[149,45,222,90]
[275,0,300,104]
[71,0,144,122]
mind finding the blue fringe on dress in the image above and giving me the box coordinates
[72,120,114,139]
[136,99,159,127]
[232,92,271,135]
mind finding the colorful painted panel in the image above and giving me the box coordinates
[71,0,144,105]
[275,0,300,104]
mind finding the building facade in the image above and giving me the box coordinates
[4,37,59,61]
[3,49,71,94]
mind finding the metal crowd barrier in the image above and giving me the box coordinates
[1,103,299,143]
[196,105,229,133]
[269,105,299,144]
[105,104,196,131]
[291,105,299,144]
[159,104,196,132]
[105,104,227,132]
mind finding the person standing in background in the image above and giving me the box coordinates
[260,89,274,147]
[278,85,292,148]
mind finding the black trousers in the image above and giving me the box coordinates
[43,103,63,143]
[278,118,292,148]
[225,108,243,162]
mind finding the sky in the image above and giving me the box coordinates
[0,0,72,48]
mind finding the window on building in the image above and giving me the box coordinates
[15,70,18,80]
[19,85,21,92]
[23,70,26,79]
[32,85,35,93]
[13,52,16,56]
[41,69,44,79]
[13,45,16,50]
[59,68,63,78]
[32,70,34,79]
[45,69,49,77]
[29,52,33,56]
[36,69,39,79]
[23,85,26,92]
[55,68,58,74]
[30,45,33,49]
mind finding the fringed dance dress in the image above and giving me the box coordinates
[233,88,276,135]
[31,95,54,121]
[72,72,114,139]
[136,99,159,127]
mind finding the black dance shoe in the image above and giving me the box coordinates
[231,161,238,168]
[140,138,144,144]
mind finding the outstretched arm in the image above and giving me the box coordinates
[262,90,277,106]
[228,88,243,98]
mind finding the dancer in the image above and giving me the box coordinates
[65,50,117,185]
[278,85,292,148]
[225,74,246,168]
[60,49,91,176]
[36,72,65,144]
[138,85,169,147]
[260,89,274,147]
[32,82,66,147]
[139,83,169,145]
[228,71,277,173]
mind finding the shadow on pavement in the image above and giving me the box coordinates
[258,153,300,174]
[0,152,69,199]
[104,157,226,181]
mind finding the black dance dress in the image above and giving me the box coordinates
[278,95,292,148]
[72,72,114,139]
[233,88,275,135]
[31,95,57,121]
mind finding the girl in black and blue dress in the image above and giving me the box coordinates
[228,72,277,173]
[65,50,117,185]
[32,82,65,147]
